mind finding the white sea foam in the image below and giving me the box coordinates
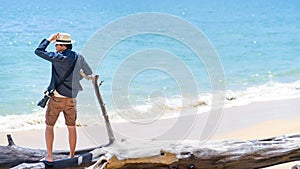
[0,110,64,132]
[1,81,300,131]
[224,81,300,107]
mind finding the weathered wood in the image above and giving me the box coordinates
[0,134,100,168]
[87,134,300,169]
[80,72,115,145]
[0,134,47,168]
[8,148,109,169]
[5,134,300,169]
[92,75,115,144]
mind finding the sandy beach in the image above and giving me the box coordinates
[1,98,300,168]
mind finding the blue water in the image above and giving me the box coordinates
[0,0,300,130]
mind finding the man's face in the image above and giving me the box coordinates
[55,44,66,52]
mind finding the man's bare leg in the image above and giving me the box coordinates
[67,125,77,158]
[45,125,54,162]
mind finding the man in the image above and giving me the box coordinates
[35,33,93,165]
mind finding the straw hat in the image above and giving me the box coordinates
[55,33,75,45]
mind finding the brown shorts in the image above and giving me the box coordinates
[45,97,77,126]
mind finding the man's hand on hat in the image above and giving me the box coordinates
[48,33,60,43]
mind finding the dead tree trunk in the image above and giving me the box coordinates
[88,134,300,169]
[0,134,100,169]
[0,134,48,168]
[4,134,300,169]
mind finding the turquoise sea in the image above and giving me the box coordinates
[0,0,300,130]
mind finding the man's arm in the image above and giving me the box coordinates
[80,55,93,75]
[34,33,64,62]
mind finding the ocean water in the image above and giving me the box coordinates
[0,0,300,131]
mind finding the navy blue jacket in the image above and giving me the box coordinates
[35,39,93,98]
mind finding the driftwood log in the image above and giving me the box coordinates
[3,134,300,169]
[88,134,300,169]
[0,134,103,169]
